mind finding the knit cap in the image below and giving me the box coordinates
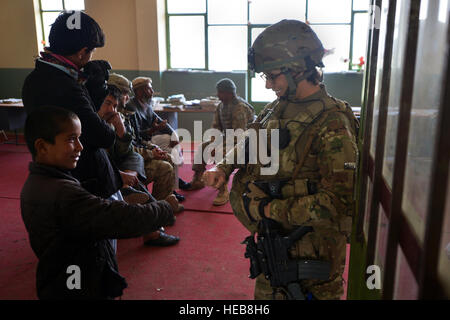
[216,78,236,93]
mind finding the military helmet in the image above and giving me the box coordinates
[249,20,325,74]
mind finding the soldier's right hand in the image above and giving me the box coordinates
[203,167,226,189]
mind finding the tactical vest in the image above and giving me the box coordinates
[231,90,358,239]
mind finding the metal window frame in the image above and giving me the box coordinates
[356,0,449,299]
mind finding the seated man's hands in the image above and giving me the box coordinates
[155,119,168,131]
[169,140,179,148]
[120,170,139,188]
[152,147,168,160]
[203,167,226,189]
[145,120,168,136]
[107,112,126,138]
[98,98,115,119]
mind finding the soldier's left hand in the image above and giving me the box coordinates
[263,202,271,218]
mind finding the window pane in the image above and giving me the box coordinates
[41,0,63,11]
[308,0,352,23]
[382,0,411,187]
[208,0,247,24]
[251,28,265,45]
[352,13,369,66]
[353,0,371,11]
[249,0,306,24]
[370,0,389,157]
[374,206,389,269]
[401,0,448,244]
[251,75,276,102]
[167,0,206,14]
[311,25,350,72]
[208,26,247,71]
[64,0,85,11]
[169,16,205,69]
[42,12,62,46]
[393,245,418,299]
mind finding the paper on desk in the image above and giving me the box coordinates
[0,98,22,104]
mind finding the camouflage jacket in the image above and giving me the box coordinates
[218,85,358,240]
[212,96,255,132]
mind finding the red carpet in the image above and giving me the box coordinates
[176,145,234,214]
[0,143,253,300]
[0,141,348,300]
[0,149,31,199]
[0,198,38,300]
[118,210,252,300]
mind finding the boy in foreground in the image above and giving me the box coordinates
[20,106,175,299]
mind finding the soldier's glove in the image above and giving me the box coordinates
[243,182,272,221]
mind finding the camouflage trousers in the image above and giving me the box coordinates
[134,146,175,201]
[192,139,231,175]
[253,272,344,300]
[151,134,184,189]
[229,170,346,300]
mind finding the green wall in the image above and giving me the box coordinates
[323,71,363,107]
[0,68,363,106]
[0,68,34,99]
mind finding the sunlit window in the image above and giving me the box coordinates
[39,0,85,48]
[167,0,370,102]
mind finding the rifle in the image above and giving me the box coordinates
[242,218,330,300]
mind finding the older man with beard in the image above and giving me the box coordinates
[126,77,189,201]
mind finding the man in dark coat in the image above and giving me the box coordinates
[22,12,130,200]
[22,11,143,255]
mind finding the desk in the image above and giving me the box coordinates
[0,102,26,145]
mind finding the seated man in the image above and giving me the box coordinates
[126,77,190,198]
[188,78,255,206]
[106,74,182,246]
[105,73,147,193]
[21,106,175,299]
[106,74,183,208]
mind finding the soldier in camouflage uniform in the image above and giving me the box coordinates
[204,20,358,299]
[189,78,255,206]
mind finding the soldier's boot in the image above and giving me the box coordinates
[213,184,229,206]
[187,169,205,190]
[165,194,184,214]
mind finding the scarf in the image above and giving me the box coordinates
[39,48,88,84]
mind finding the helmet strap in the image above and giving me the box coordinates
[280,68,315,101]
